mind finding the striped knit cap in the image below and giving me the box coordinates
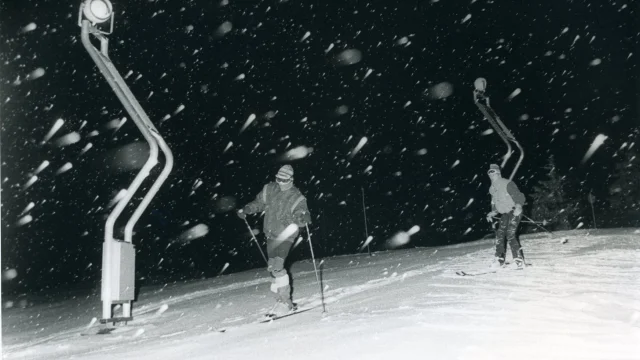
[276,165,294,180]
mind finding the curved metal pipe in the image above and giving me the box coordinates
[81,21,159,244]
[473,80,525,180]
[474,90,513,168]
[509,139,525,181]
[91,39,173,244]
[124,131,173,243]
[81,20,160,320]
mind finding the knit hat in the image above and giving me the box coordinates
[488,164,501,173]
[276,165,294,181]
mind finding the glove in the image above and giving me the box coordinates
[236,209,247,219]
[513,204,523,217]
[486,211,497,223]
[295,212,308,228]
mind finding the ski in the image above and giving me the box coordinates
[456,269,498,276]
[259,307,315,323]
[456,263,531,276]
[80,326,117,336]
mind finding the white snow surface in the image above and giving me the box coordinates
[3,229,639,360]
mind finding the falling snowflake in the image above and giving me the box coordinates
[27,68,45,80]
[350,137,368,159]
[34,161,49,174]
[360,236,374,250]
[55,162,73,175]
[507,88,522,101]
[178,224,210,243]
[279,146,313,161]
[16,215,33,227]
[23,176,38,190]
[54,132,81,147]
[581,134,608,164]
[223,141,233,153]
[173,104,185,115]
[21,23,37,33]
[589,58,602,66]
[42,118,64,143]
[427,82,454,100]
[239,114,256,133]
[334,49,362,66]
[216,21,233,37]
[20,202,35,215]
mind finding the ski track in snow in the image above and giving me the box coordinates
[2,229,639,360]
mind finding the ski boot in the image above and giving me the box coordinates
[508,258,524,270]
[267,301,294,317]
[490,257,505,269]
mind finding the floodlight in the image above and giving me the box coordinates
[78,0,114,35]
[474,77,487,92]
[83,0,113,23]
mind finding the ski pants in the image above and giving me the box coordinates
[266,236,295,306]
[495,211,523,261]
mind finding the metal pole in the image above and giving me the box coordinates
[306,224,326,313]
[80,16,172,322]
[474,91,513,168]
[125,132,174,243]
[243,218,268,265]
[474,84,525,181]
[522,214,554,237]
[361,187,371,256]
[81,21,159,321]
[588,192,597,229]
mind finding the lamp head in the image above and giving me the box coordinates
[82,0,113,24]
[474,77,487,92]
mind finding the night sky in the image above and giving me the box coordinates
[1,0,638,294]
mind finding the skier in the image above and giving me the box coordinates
[486,163,526,269]
[237,165,312,316]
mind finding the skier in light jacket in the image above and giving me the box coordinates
[237,165,312,316]
[486,163,526,269]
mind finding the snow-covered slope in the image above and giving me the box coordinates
[3,228,639,360]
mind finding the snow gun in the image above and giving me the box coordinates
[473,78,524,180]
[79,0,174,325]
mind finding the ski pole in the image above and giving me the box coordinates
[520,219,545,224]
[522,214,554,237]
[588,192,597,229]
[361,187,371,256]
[243,217,268,265]
[490,215,546,227]
[306,224,326,313]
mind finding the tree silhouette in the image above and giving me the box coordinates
[529,156,578,231]
[608,150,640,227]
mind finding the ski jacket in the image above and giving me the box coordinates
[489,177,526,214]
[243,182,311,241]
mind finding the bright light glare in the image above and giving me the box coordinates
[474,77,487,92]
[91,1,109,19]
[83,0,112,23]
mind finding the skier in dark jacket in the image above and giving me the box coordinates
[486,164,526,269]
[237,165,312,316]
